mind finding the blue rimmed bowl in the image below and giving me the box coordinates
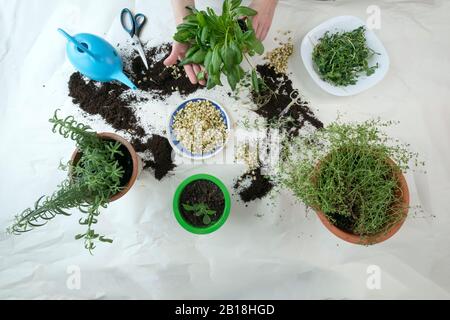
[167,98,231,160]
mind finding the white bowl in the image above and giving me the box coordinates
[167,98,231,160]
[300,15,389,96]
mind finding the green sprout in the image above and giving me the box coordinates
[183,203,216,225]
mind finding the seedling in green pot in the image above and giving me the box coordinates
[173,0,265,92]
[182,203,216,226]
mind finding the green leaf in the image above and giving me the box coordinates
[197,71,205,81]
[182,204,194,211]
[230,0,242,10]
[226,65,239,91]
[204,50,213,71]
[251,69,260,93]
[99,236,113,243]
[196,12,206,27]
[201,26,209,44]
[211,45,222,74]
[191,48,207,64]
[233,6,257,17]
[203,215,211,225]
[206,76,217,89]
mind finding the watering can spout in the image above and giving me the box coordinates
[112,72,137,90]
[58,28,96,60]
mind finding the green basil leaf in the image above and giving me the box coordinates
[197,71,205,81]
[233,6,257,17]
[251,38,264,55]
[191,48,206,64]
[196,12,206,27]
[230,0,241,10]
[211,46,222,74]
[204,50,213,71]
[251,69,260,93]
[185,45,199,59]
[206,76,216,89]
[226,66,239,91]
[201,26,209,44]
[220,44,234,67]
[230,41,243,64]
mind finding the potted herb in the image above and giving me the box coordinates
[8,110,141,252]
[173,0,264,91]
[173,174,231,234]
[281,119,420,245]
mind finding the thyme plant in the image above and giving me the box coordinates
[8,110,125,253]
[280,119,421,236]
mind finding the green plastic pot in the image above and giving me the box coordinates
[173,174,231,234]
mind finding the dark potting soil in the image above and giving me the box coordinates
[68,72,145,137]
[115,143,134,187]
[253,64,323,137]
[131,135,175,180]
[326,212,356,234]
[130,43,200,97]
[234,167,274,203]
[179,179,225,227]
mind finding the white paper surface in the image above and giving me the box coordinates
[0,0,449,299]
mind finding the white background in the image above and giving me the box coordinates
[0,0,449,299]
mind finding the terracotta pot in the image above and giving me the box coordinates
[314,157,410,245]
[70,132,141,202]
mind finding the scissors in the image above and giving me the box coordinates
[120,8,149,70]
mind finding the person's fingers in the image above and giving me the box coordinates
[254,19,264,41]
[192,64,206,86]
[260,25,269,41]
[184,64,198,84]
[164,50,179,66]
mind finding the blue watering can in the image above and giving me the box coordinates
[58,28,137,90]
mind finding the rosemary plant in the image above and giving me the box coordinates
[280,119,421,236]
[8,110,125,253]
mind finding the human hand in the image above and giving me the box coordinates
[249,0,278,41]
[163,42,206,86]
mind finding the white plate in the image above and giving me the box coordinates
[300,15,389,96]
[167,98,231,160]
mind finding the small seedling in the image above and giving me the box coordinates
[183,203,216,225]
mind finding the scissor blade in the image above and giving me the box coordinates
[133,35,148,70]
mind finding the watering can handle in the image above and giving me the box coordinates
[58,28,97,60]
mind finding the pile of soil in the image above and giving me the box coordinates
[67,43,201,180]
[234,64,323,203]
[130,43,199,97]
[234,167,274,203]
[179,179,225,227]
[68,72,145,137]
[253,64,323,136]
[131,135,175,180]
